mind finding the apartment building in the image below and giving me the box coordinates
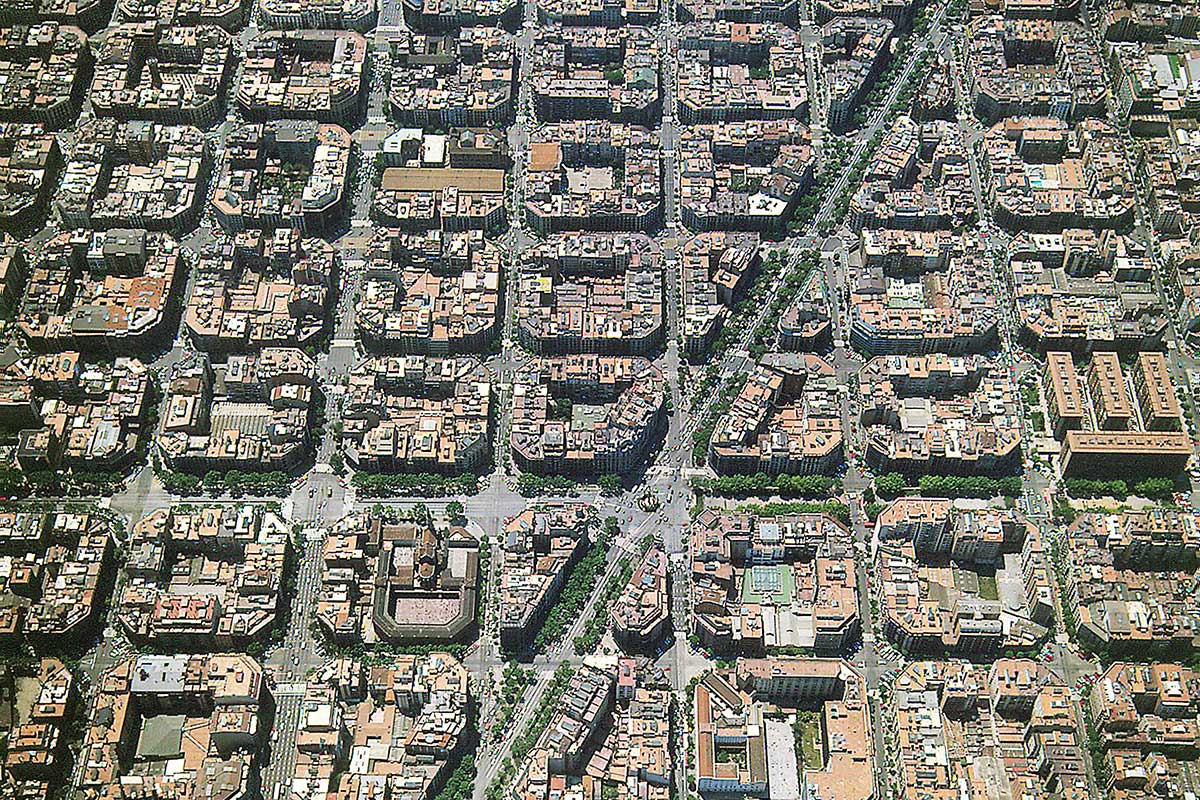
[1008,229,1167,353]
[1151,134,1200,333]
[76,654,269,800]
[388,27,515,127]
[286,654,470,800]
[0,0,111,28]
[690,509,860,654]
[678,0,798,22]
[681,232,761,358]
[116,505,292,649]
[1060,510,1200,654]
[212,121,351,234]
[56,119,208,232]
[877,510,1055,655]
[612,547,670,652]
[695,658,872,800]
[517,234,664,356]
[778,269,833,352]
[966,16,1107,122]
[238,29,368,121]
[1044,350,1191,477]
[0,511,116,646]
[1,351,151,471]
[0,22,88,129]
[677,21,807,124]
[510,661,672,800]
[258,0,378,29]
[708,353,843,476]
[116,0,248,28]
[850,234,999,355]
[822,16,893,131]
[526,121,662,233]
[0,658,74,800]
[510,355,667,476]
[910,57,955,121]
[859,354,1022,476]
[356,229,502,354]
[982,117,1136,232]
[877,497,1045,573]
[401,0,520,31]
[342,356,492,474]
[0,237,26,316]
[17,229,185,354]
[185,229,334,352]
[536,0,660,24]
[531,26,660,124]
[813,0,919,24]
[680,119,815,232]
[848,117,976,231]
[1090,662,1200,800]
[0,123,60,230]
[89,23,233,127]
[499,504,594,652]
[157,348,316,472]
[1098,0,1200,41]
[891,660,1090,800]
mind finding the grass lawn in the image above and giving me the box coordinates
[977,573,999,601]
[794,710,823,770]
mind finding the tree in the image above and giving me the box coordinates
[1064,478,1128,499]
[412,503,432,525]
[597,474,622,496]
[917,475,1022,499]
[446,500,466,525]
[1132,477,1175,500]
[516,473,579,497]
[875,472,905,499]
